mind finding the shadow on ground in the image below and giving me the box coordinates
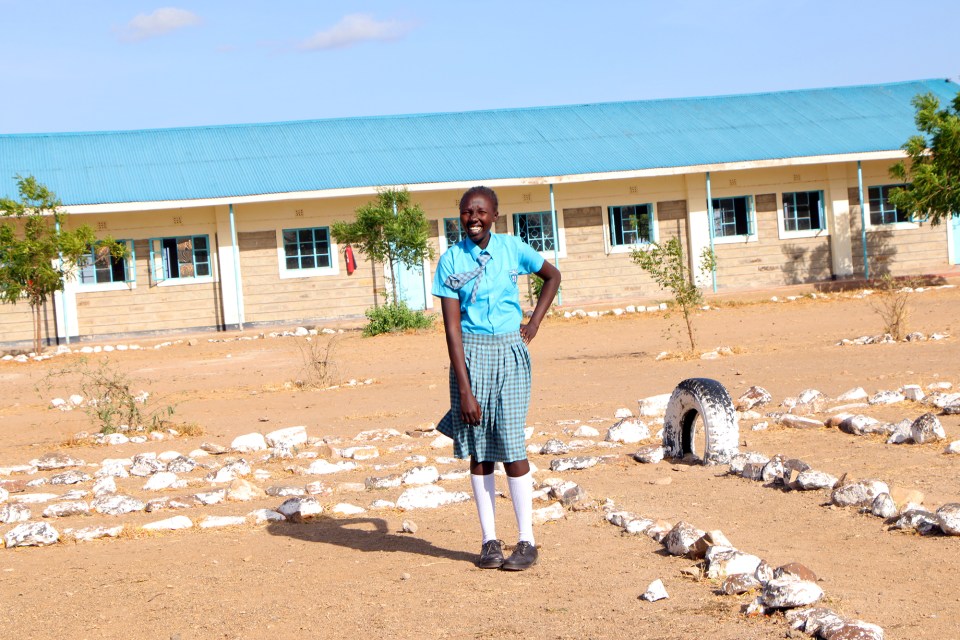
[266,516,477,564]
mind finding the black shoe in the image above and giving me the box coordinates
[501,541,538,571]
[478,539,504,569]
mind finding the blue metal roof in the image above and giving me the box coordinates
[1,79,957,207]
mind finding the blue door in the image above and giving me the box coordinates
[952,214,960,265]
[393,259,427,310]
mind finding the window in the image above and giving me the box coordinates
[608,204,653,246]
[782,191,824,232]
[149,235,211,283]
[513,211,556,252]
[712,196,754,238]
[868,184,911,225]
[282,227,331,271]
[79,241,134,285]
[443,218,464,246]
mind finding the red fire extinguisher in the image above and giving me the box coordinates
[344,245,357,275]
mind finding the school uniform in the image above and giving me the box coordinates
[433,232,544,462]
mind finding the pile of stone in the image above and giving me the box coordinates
[734,383,960,452]
[603,507,884,639]
[837,331,948,346]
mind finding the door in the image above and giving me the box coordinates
[952,213,960,265]
[392,259,427,310]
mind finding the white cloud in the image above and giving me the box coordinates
[117,7,203,42]
[298,13,414,51]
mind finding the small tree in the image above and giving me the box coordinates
[631,237,716,352]
[0,175,124,352]
[331,188,434,305]
[889,90,960,225]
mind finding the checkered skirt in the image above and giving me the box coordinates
[437,331,531,462]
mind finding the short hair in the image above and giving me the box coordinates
[459,186,499,212]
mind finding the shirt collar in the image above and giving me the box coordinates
[465,233,497,260]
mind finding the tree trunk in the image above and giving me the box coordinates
[31,302,41,354]
[371,260,379,308]
[388,253,398,304]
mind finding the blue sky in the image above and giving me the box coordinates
[2,1,958,134]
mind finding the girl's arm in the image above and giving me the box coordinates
[440,296,482,425]
[520,261,561,344]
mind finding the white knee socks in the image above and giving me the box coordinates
[471,473,497,543]
[507,471,535,545]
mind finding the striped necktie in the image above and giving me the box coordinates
[444,253,491,303]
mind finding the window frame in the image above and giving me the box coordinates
[607,203,655,251]
[866,184,917,230]
[710,196,758,244]
[149,234,214,286]
[512,210,560,256]
[77,240,136,292]
[778,190,828,239]
[276,226,339,279]
[439,217,465,252]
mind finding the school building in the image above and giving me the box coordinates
[1,78,959,349]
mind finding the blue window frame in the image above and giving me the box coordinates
[609,204,654,246]
[782,191,824,232]
[868,184,911,225]
[712,196,754,237]
[282,227,331,270]
[443,217,464,246]
[513,211,556,252]
[79,241,135,285]
[149,235,211,282]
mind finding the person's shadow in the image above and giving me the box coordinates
[266,516,477,564]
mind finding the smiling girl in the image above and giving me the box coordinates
[432,186,561,571]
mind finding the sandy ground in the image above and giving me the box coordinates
[1,284,959,640]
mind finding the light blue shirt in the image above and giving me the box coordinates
[432,233,545,335]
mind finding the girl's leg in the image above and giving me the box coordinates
[470,458,497,542]
[503,459,534,544]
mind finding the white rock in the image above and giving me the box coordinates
[632,445,664,464]
[96,460,130,478]
[248,509,285,524]
[572,425,600,438]
[0,503,32,523]
[795,470,838,491]
[663,522,705,556]
[614,407,633,418]
[638,394,672,417]
[231,433,267,453]
[265,426,308,448]
[871,493,898,519]
[65,525,123,542]
[5,522,59,547]
[396,485,470,510]
[93,494,146,515]
[42,501,90,518]
[761,577,824,608]
[341,446,380,461]
[142,515,193,531]
[945,441,960,454]
[706,549,763,579]
[402,466,440,485]
[143,472,180,491]
[331,503,366,515]
[14,493,59,504]
[226,479,265,501]
[780,415,824,429]
[277,497,324,522]
[936,503,960,536]
[902,384,925,402]
[369,499,396,510]
[606,418,650,443]
[640,579,669,602]
[869,390,905,405]
[430,434,454,449]
[306,459,357,475]
[69,394,84,407]
[836,387,869,402]
[0,487,8,502]
[532,501,566,524]
[51,398,67,409]
[194,490,226,505]
[911,413,946,444]
[199,515,247,528]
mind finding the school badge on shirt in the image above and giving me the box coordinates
[509,269,518,286]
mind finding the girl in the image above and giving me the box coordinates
[432,186,561,570]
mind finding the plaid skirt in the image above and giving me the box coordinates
[437,331,531,462]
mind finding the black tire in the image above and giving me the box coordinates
[662,378,739,465]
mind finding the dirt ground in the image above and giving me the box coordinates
[1,283,959,640]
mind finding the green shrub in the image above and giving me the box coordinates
[363,301,434,336]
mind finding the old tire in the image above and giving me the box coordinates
[662,378,739,465]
